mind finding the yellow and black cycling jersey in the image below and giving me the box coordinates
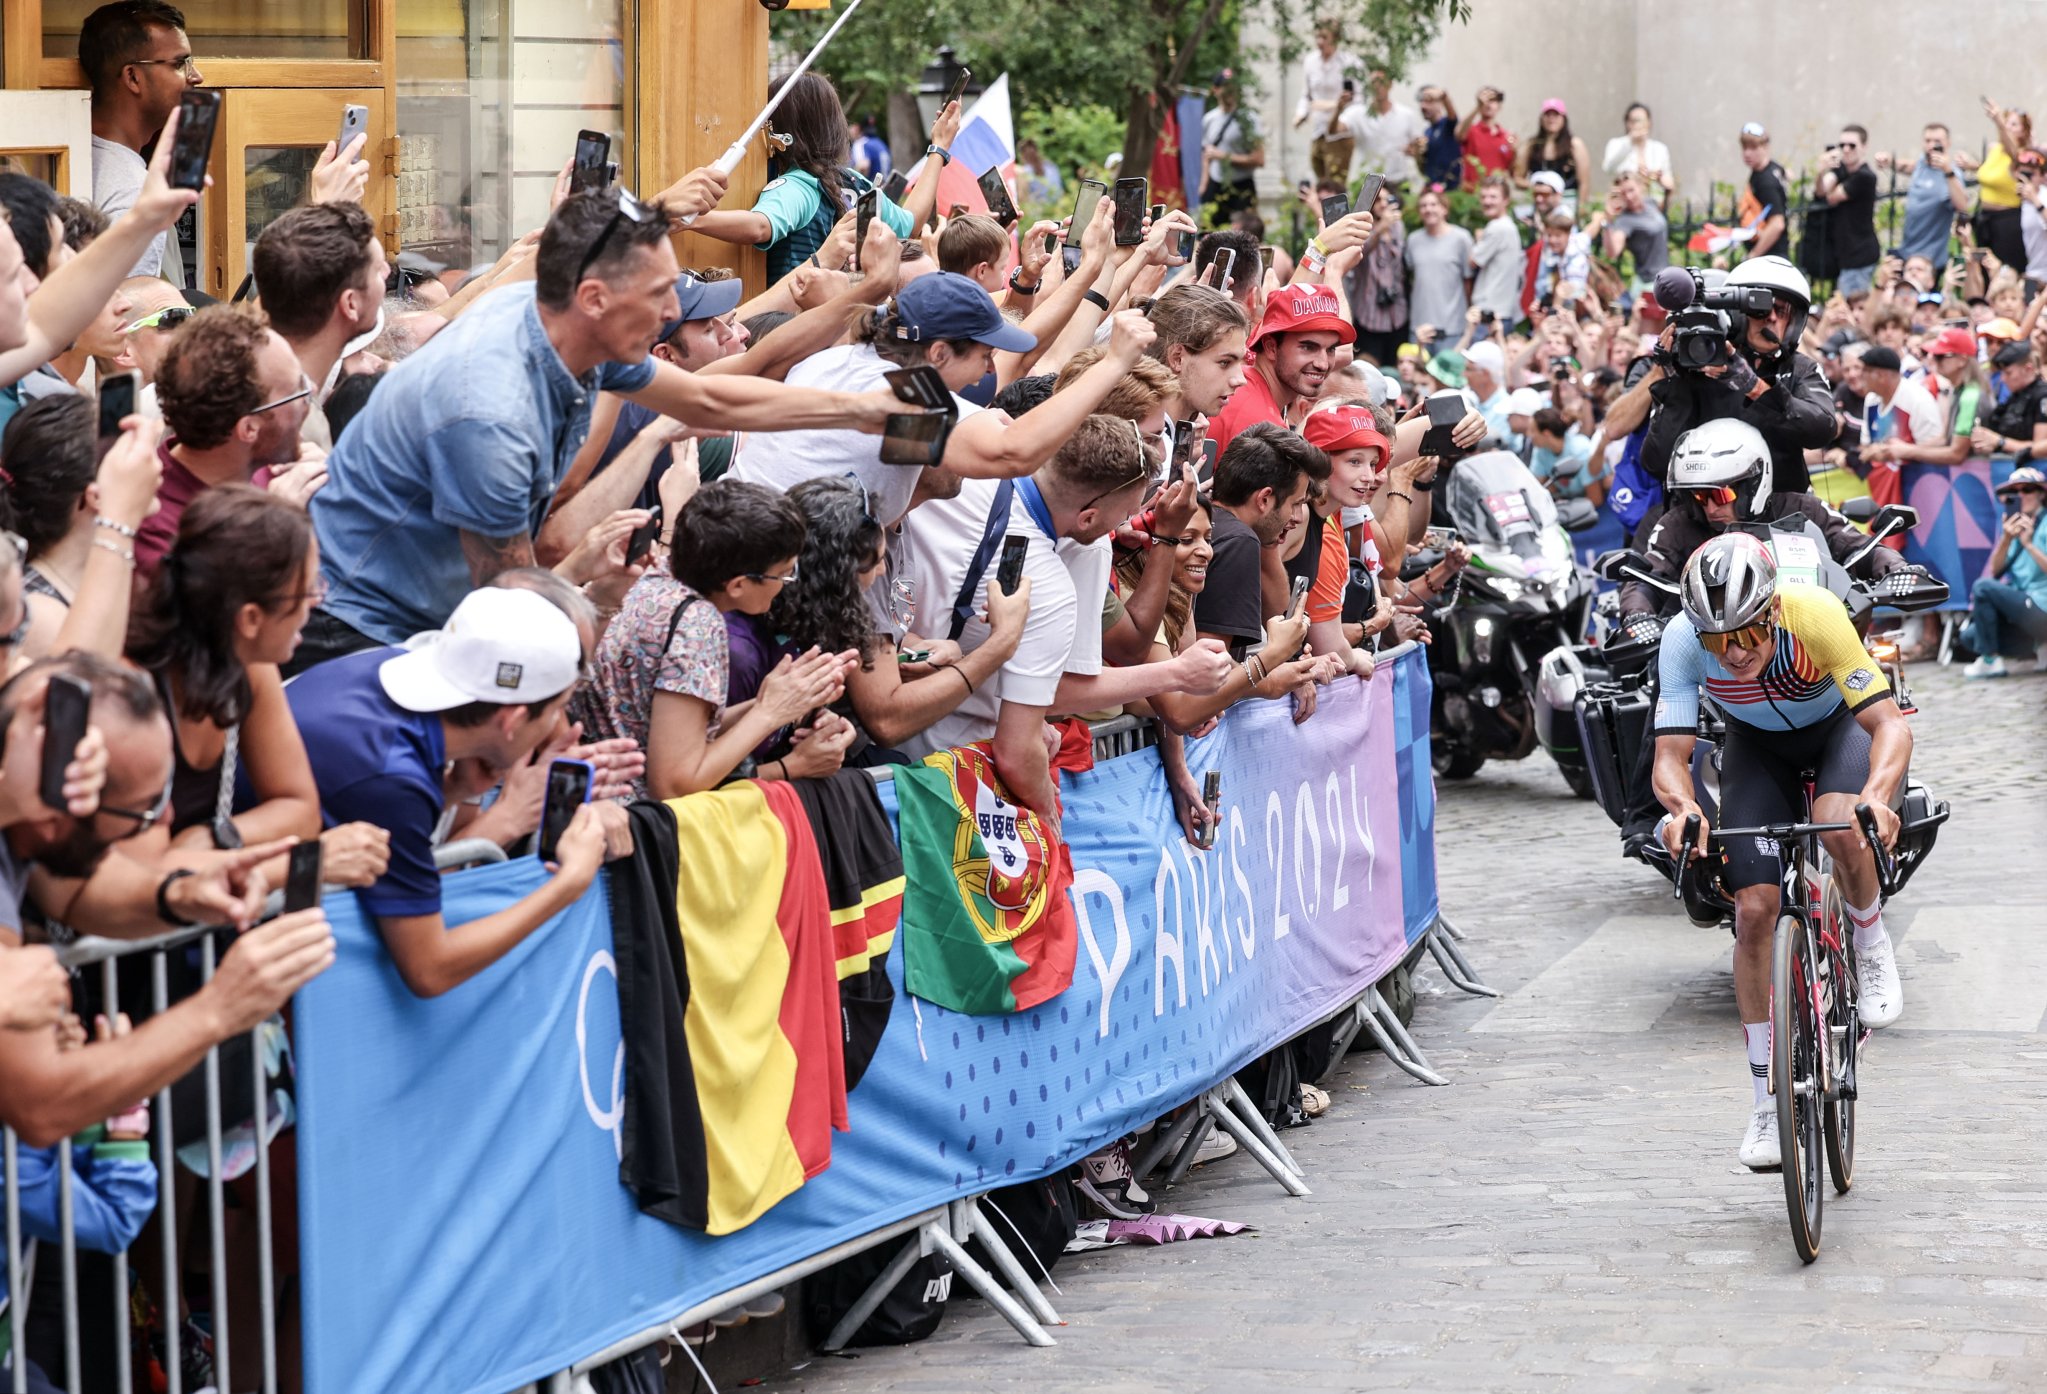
[1653,586,1891,735]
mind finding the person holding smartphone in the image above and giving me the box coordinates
[1200,69,1264,220]
[77,0,204,283]
[685,72,960,286]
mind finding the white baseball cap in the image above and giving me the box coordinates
[1464,341,1506,378]
[379,587,583,714]
[1505,386,1546,417]
[1530,170,1567,195]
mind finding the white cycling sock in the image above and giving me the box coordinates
[1744,1022,1770,1106]
[1845,894,1886,951]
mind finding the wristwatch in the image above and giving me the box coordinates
[926,144,951,167]
[1009,267,1040,295]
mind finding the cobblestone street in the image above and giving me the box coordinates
[763,662,2047,1394]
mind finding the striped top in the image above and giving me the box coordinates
[1653,585,1890,735]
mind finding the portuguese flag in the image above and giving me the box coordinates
[894,743,1078,1015]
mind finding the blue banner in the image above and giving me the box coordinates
[294,648,1437,1394]
[1901,458,2017,610]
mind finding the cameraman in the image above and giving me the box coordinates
[1637,256,1836,495]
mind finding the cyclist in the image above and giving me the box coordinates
[1652,534,1910,1170]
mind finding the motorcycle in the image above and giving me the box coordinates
[1414,450,1604,789]
[1573,502,1953,921]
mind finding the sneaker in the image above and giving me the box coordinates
[1856,932,1904,1028]
[1963,655,2009,680]
[741,1290,787,1321]
[1190,1126,1239,1166]
[1739,1103,1781,1171]
[1077,1138,1156,1217]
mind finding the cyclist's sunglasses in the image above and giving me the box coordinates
[1699,620,1773,655]
[1680,485,1739,506]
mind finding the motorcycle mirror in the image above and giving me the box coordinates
[1839,496,1878,523]
[1872,503,1918,535]
[1592,548,1647,582]
[1556,498,1601,532]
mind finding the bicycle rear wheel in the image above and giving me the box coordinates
[1822,878,1858,1195]
[1773,911,1824,1262]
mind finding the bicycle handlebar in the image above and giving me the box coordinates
[1854,801,1900,900]
[1709,821,1854,840]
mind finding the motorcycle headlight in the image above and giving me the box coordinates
[1485,574,1525,602]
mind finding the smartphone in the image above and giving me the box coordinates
[1171,418,1203,470]
[337,103,369,157]
[96,370,138,445]
[1112,179,1149,246]
[1287,573,1312,614]
[1320,192,1351,227]
[884,364,951,409]
[605,160,619,189]
[896,648,932,664]
[879,410,952,466]
[570,129,611,194]
[1355,173,1385,217]
[1041,231,1058,260]
[625,505,664,566]
[39,674,90,811]
[537,759,593,864]
[977,167,1019,227]
[1175,229,1197,262]
[995,534,1030,595]
[1201,438,1219,475]
[1420,390,1467,458]
[946,202,970,222]
[881,170,910,202]
[167,89,222,194]
[944,66,972,111]
[1210,246,1237,293]
[1066,179,1109,250]
[1259,245,1277,280]
[1149,202,1167,224]
[1194,770,1222,850]
[284,840,323,914]
[853,187,878,273]
[1422,525,1459,550]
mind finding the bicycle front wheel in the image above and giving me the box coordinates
[1822,878,1857,1195]
[1773,911,1825,1263]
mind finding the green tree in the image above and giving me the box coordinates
[779,0,1469,186]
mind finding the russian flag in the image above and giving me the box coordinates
[907,73,1018,239]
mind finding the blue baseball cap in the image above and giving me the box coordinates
[893,272,1037,353]
[657,271,744,342]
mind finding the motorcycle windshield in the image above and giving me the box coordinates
[1445,451,1561,568]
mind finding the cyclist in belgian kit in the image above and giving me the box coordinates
[1652,534,1910,1170]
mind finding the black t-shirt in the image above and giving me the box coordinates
[1984,377,2047,453]
[1829,165,1881,268]
[1748,162,1788,222]
[1192,506,1266,652]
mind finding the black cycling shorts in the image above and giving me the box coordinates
[1715,706,1894,892]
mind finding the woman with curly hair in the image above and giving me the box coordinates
[768,476,1029,762]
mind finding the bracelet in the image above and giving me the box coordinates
[950,665,974,695]
[92,537,135,564]
[155,869,198,927]
[1384,491,1413,504]
[1241,661,1261,690]
[1082,289,1111,312]
[94,515,138,538]
[926,144,951,167]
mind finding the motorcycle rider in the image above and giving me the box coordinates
[1652,535,1910,1169]
[1636,255,1837,495]
[1618,417,1912,634]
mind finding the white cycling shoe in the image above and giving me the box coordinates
[1856,932,1904,1029]
[1739,1103,1781,1171]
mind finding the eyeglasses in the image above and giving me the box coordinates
[98,777,173,837]
[1680,485,1739,506]
[742,560,800,586]
[129,54,200,78]
[1080,457,1154,516]
[249,373,314,416]
[574,187,661,284]
[123,306,193,334]
[1699,619,1774,656]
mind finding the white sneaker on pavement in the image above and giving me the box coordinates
[1962,655,2008,680]
[1191,1126,1239,1166]
[1739,1103,1780,1171]
[1856,932,1904,1028]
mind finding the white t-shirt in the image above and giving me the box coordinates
[92,137,168,279]
[1335,101,1425,184]
[896,476,1109,757]
[1602,135,1672,181]
[1295,48,1357,124]
[727,342,979,527]
[1864,378,1944,450]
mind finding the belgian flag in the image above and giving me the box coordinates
[610,782,849,1235]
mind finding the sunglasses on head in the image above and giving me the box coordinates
[1699,619,1773,656]
[575,187,662,283]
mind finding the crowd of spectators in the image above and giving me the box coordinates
[0,0,2041,1384]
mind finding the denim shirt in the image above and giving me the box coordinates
[311,284,657,643]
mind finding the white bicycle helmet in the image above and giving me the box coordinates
[1680,532,1778,634]
[1725,255,1812,358]
[1668,417,1774,517]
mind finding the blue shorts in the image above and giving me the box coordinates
[1836,263,1878,294]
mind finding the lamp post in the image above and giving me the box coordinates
[916,45,980,132]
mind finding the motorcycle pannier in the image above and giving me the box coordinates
[1575,682,1650,827]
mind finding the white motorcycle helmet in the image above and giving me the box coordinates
[1668,417,1774,518]
[1725,254,1812,362]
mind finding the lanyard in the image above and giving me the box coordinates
[1014,475,1056,538]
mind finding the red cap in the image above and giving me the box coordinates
[1925,325,1977,359]
[1301,404,1389,460]
[1250,283,1357,349]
